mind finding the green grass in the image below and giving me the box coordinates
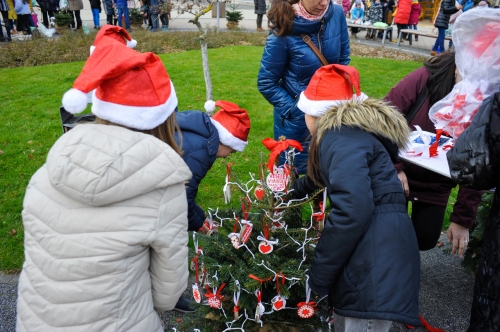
[0,46,433,272]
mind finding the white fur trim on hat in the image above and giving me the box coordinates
[92,81,178,130]
[127,39,137,48]
[204,100,216,115]
[62,88,89,114]
[210,118,248,152]
[297,91,368,117]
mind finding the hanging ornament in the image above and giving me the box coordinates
[204,211,218,236]
[254,290,266,323]
[297,276,317,319]
[272,273,286,311]
[204,283,226,309]
[311,189,327,231]
[266,166,289,192]
[233,281,241,321]
[254,184,265,200]
[192,283,201,304]
[240,220,253,244]
[228,233,240,249]
[271,295,286,311]
[258,241,274,254]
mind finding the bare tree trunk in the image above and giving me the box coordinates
[189,4,213,101]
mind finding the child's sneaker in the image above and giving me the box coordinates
[161,26,168,32]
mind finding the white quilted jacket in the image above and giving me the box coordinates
[16,124,192,332]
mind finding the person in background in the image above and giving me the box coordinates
[0,0,12,41]
[350,0,364,37]
[342,0,349,15]
[254,0,266,31]
[258,0,349,174]
[392,0,411,42]
[113,0,131,31]
[90,0,101,29]
[447,92,500,332]
[431,0,461,56]
[407,0,421,41]
[294,64,421,331]
[103,0,115,25]
[159,0,170,31]
[384,52,483,256]
[365,0,382,39]
[14,0,30,35]
[68,0,83,29]
[7,0,16,33]
[16,33,191,331]
[36,0,57,28]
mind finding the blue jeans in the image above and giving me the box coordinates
[91,8,100,27]
[432,27,446,53]
[117,5,130,29]
[407,24,417,30]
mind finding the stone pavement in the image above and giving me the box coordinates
[1,234,475,331]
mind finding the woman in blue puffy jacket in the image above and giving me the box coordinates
[257,0,350,174]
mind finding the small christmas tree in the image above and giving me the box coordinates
[179,137,331,331]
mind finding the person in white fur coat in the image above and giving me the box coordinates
[16,34,192,332]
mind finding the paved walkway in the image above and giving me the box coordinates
[1,235,475,331]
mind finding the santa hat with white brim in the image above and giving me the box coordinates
[204,100,250,152]
[90,25,137,54]
[62,38,177,130]
[298,64,368,117]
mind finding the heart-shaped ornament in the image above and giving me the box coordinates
[271,295,286,311]
[254,185,265,200]
[192,284,201,303]
[258,241,273,254]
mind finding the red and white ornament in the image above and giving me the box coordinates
[208,296,222,309]
[266,166,289,192]
[258,241,274,254]
[297,303,315,318]
[228,233,240,249]
[192,284,201,303]
[239,220,253,244]
[254,185,265,200]
[271,295,286,311]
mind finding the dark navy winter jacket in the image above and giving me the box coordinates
[257,3,350,173]
[174,111,219,231]
[294,126,421,327]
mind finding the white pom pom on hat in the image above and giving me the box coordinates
[62,88,89,114]
[297,64,368,117]
[204,100,217,115]
[62,37,178,130]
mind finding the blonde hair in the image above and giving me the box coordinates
[94,114,183,156]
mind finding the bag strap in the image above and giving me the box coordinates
[405,86,428,125]
[300,34,329,66]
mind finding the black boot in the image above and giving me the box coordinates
[173,296,195,313]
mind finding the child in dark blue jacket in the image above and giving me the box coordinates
[294,64,421,331]
[175,100,251,233]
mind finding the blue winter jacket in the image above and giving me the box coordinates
[351,6,365,20]
[174,111,219,231]
[258,3,350,174]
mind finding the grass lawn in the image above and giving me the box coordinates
[0,45,452,272]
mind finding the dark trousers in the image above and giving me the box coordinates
[17,14,32,34]
[70,10,82,29]
[256,13,263,28]
[41,10,55,28]
[432,27,446,53]
[409,201,446,251]
[160,13,168,27]
[0,11,11,41]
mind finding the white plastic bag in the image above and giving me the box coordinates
[429,8,500,139]
[59,0,68,9]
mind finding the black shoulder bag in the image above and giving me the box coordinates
[404,86,429,125]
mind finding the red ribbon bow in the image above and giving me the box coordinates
[262,138,303,173]
[204,283,226,300]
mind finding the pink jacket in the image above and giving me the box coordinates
[342,0,350,15]
[408,3,421,25]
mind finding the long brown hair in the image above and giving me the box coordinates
[424,52,456,107]
[306,133,324,187]
[267,0,299,36]
[94,113,183,156]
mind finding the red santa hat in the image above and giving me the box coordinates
[90,25,137,54]
[204,100,250,152]
[62,38,177,130]
[297,64,368,117]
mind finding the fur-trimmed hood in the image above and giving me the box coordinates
[314,98,410,150]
